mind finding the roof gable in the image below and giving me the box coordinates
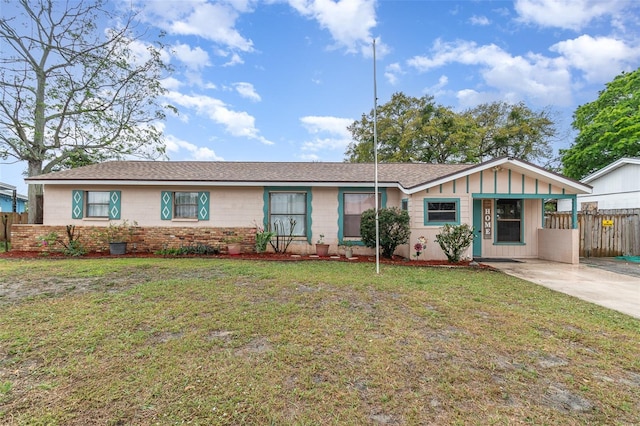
[406,157,591,194]
[581,158,640,184]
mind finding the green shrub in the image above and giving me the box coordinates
[360,207,410,258]
[155,243,220,256]
[434,224,475,262]
[255,226,275,253]
[38,225,86,257]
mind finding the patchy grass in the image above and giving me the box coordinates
[0,258,638,425]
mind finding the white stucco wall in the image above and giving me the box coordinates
[42,184,407,256]
[43,185,265,227]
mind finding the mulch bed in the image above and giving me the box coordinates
[0,250,489,268]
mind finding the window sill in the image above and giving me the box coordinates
[82,217,110,222]
[493,242,526,246]
[171,218,199,222]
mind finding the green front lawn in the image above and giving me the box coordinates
[0,258,638,425]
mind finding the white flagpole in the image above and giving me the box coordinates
[373,39,380,274]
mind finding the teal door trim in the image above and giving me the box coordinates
[472,199,482,258]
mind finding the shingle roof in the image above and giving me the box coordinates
[27,161,474,190]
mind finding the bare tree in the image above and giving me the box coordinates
[0,0,172,222]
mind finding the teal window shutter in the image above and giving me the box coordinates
[109,191,121,219]
[72,190,84,219]
[161,191,173,220]
[198,191,210,220]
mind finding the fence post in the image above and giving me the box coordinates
[2,214,8,252]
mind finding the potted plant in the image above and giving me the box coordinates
[95,220,137,255]
[315,234,329,257]
[342,240,355,258]
[225,236,243,255]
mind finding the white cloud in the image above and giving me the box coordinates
[426,75,449,97]
[407,39,573,106]
[300,115,352,135]
[162,77,184,91]
[234,82,261,101]
[299,115,353,152]
[124,37,171,67]
[469,15,490,26]
[456,89,505,109]
[514,0,630,31]
[223,52,244,67]
[288,0,378,54]
[136,0,253,52]
[384,62,403,85]
[172,43,211,70]
[165,91,273,145]
[550,35,640,83]
[297,153,321,161]
[165,134,224,161]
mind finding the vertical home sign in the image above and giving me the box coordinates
[483,200,492,239]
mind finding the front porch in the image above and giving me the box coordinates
[471,194,580,264]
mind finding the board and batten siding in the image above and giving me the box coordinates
[408,168,567,260]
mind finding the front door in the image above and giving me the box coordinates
[472,199,482,258]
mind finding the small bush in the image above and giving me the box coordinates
[155,243,220,256]
[434,224,475,262]
[360,207,410,258]
[38,225,86,257]
[255,225,275,253]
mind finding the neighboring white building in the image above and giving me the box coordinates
[558,158,640,211]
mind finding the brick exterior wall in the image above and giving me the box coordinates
[10,224,256,254]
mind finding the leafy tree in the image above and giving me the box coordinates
[466,101,555,164]
[434,224,475,263]
[360,207,410,258]
[560,68,640,179]
[345,92,477,164]
[0,0,171,222]
[345,93,556,166]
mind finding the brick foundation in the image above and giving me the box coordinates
[10,225,256,254]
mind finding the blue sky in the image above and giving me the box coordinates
[2,0,640,195]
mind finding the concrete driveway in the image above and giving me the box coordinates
[482,258,640,319]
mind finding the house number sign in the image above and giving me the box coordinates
[483,200,492,239]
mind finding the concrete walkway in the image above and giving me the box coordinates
[482,259,640,319]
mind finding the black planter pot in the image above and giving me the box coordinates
[109,242,127,255]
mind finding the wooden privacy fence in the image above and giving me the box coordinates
[1,212,29,243]
[545,209,640,257]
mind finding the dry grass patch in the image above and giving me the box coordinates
[0,258,638,425]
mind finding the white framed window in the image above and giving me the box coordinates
[424,199,460,225]
[160,191,209,221]
[86,191,110,218]
[72,190,120,220]
[269,192,307,236]
[174,192,198,219]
